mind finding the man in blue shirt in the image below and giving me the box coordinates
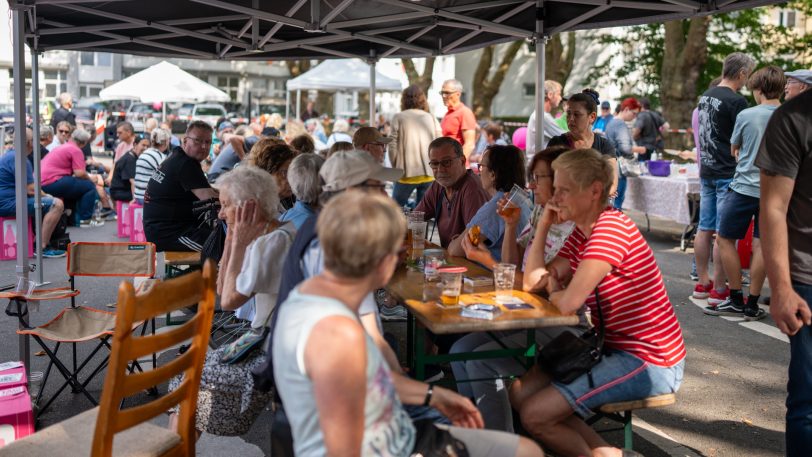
[0,128,66,257]
[592,101,614,134]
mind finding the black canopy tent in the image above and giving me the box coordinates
[8,0,782,292]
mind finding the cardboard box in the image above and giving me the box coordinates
[0,386,34,446]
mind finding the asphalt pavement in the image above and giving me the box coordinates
[0,209,790,456]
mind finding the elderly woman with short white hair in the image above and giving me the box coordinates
[168,164,297,437]
[326,118,352,147]
[280,153,325,230]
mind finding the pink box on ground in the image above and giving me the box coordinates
[117,200,132,238]
[0,217,34,261]
[130,203,146,242]
[0,362,27,391]
[0,386,34,447]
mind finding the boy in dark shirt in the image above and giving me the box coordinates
[110,135,149,203]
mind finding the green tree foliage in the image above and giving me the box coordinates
[588,1,812,105]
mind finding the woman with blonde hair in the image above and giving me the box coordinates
[511,148,685,457]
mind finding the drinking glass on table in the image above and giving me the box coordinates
[409,221,428,261]
[497,184,532,218]
[493,263,517,304]
[438,266,467,306]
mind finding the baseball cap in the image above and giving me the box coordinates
[352,126,394,147]
[785,69,812,86]
[320,150,403,192]
[601,101,611,109]
[217,121,235,133]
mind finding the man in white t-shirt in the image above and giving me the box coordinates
[525,80,565,159]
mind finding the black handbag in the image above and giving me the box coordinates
[411,420,469,457]
[537,289,604,384]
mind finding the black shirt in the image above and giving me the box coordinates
[50,107,76,130]
[110,150,137,202]
[548,132,616,158]
[634,110,665,152]
[143,147,211,228]
[697,86,749,179]
[754,89,812,284]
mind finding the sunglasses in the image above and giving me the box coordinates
[58,129,70,134]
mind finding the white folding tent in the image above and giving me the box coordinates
[99,61,230,104]
[285,59,403,123]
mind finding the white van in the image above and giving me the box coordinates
[191,104,227,128]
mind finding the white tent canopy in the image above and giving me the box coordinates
[286,59,402,92]
[99,61,229,103]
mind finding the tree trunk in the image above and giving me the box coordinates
[471,40,525,119]
[660,18,710,149]
[401,57,436,94]
[545,32,576,88]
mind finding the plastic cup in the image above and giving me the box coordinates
[409,221,427,260]
[423,249,444,282]
[438,266,467,306]
[499,184,532,217]
[493,263,517,304]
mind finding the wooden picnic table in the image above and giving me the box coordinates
[386,251,579,381]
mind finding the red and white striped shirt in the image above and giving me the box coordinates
[557,209,686,367]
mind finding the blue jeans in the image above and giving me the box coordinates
[787,282,812,456]
[393,181,432,209]
[614,168,627,210]
[699,177,733,231]
[43,176,97,221]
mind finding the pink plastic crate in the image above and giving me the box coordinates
[0,386,34,447]
[130,203,146,242]
[0,363,27,391]
[116,200,132,238]
[0,217,34,261]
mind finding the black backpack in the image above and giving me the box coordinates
[49,213,71,251]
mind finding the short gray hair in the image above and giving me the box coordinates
[71,127,91,145]
[722,52,755,80]
[151,128,171,146]
[288,153,325,205]
[145,118,159,132]
[443,79,463,93]
[215,165,280,222]
[332,119,349,133]
[57,92,72,107]
[39,125,53,140]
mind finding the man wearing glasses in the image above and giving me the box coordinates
[414,137,488,248]
[439,79,477,161]
[784,69,811,101]
[143,121,219,252]
[352,126,393,164]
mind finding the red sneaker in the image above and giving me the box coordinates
[693,281,714,299]
[708,287,731,306]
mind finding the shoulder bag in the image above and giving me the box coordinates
[537,289,604,384]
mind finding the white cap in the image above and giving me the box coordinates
[320,150,403,192]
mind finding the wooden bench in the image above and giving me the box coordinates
[587,393,676,450]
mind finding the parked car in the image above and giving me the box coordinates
[191,103,227,128]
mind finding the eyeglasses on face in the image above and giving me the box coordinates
[428,157,459,169]
[185,136,212,147]
[58,129,70,134]
[529,173,553,183]
[439,91,459,96]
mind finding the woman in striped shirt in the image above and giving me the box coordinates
[133,128,171,204]
[512,148,685,457]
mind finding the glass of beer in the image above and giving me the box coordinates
[493,263,517,304]
[438,266,467,306]
[498,184,532,218]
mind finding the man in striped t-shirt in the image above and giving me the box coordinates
[133,128,171,204]
[512,149,685,457]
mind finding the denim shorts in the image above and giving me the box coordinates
[551,349,685,417]
[26,196,54,214]
[699,177,733,231]
[718,189,759,239]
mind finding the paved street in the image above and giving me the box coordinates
[0,209,789,456]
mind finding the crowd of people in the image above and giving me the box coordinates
[1,61,810,456]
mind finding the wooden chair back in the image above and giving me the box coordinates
[90,260,216,457]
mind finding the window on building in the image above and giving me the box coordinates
[80,85,103,98]
[217,76,239,101]
[80,52,113,66]
[80,52,94,65]
[523,83,536,99]
[779,10,797,28]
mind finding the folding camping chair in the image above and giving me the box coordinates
[2,242,157,418]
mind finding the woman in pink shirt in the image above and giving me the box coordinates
[41,129,101,226]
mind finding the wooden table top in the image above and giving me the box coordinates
[387,254,579,334]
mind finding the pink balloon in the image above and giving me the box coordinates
[512,127,527,151]
[152,101,163,111]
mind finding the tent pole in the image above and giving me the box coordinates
[535,0,546,155]
[285,90,291,127]
[369,50,377,127]
[296,89,301,122]
[162,101,167,123]
[11,4,31,378]
[31,48,44,285]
